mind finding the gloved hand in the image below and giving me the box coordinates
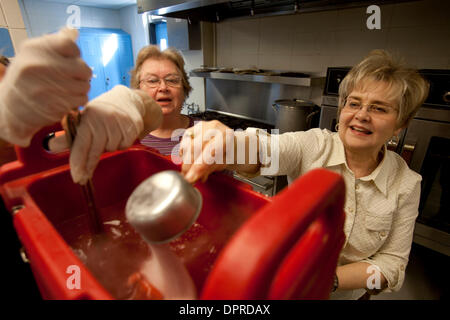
[69,85,162,185]
[0,28,92,147]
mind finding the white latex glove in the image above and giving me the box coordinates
[69,85,162,185]
[0,28,92,147]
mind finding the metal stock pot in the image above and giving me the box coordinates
[272,99,319,133]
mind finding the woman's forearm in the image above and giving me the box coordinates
[227,131,262,175]
[336,262,387,291]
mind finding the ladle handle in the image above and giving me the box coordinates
[141,243,197,300]
[65,112,102,234]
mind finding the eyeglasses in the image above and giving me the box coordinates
[344,98,397,116]
[139,75,182,88]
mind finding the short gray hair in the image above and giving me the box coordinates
[338,50,429,128]
[130,45,192,98]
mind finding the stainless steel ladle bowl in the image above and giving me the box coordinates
[125,170,202,243]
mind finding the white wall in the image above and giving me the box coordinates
[119,5,206,110]
[119,4,148,62]
[20,0,121,37]
[1,0,28,54]
[181,49,205,112]
[15,1,206,109]
[215,0,450,75]
[17,1,145,59]
[120,6,206,110]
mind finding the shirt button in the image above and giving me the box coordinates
[380,231,386,237]
[400,265,405,271]
[355,185,360,191]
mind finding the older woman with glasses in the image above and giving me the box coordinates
[130,45,194,156]
[179,50,430,299]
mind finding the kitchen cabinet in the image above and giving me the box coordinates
[166,17,201,51]
[77,28,134,100]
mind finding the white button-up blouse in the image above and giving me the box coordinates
[255,128,422,293]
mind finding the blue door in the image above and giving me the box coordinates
[77,28,134,100]
[99,33,122,92]
[117,35,134,87]
[78,33,107,101]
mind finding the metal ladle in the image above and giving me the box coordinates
[125,170,201,299]
[125,170,202,244]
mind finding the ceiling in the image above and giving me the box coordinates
[40,0,137,10]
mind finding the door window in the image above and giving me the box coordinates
[419,136,450,234]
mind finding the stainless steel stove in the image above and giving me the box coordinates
[190,109,275,131]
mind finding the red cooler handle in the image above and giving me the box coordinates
[201,168,346,300]
[0,124,70,184]
[267,210,345,299]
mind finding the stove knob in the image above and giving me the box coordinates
[443,91,450,103]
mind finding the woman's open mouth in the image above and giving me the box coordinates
[350,126,373,135]
[157,97,173,105]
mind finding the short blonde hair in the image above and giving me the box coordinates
[130,45,192,98]
[338,50,429,128]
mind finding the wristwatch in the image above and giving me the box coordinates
[332,274,339,292]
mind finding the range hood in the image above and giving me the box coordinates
[137,0,416,22]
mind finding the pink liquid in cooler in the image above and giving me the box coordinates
[59,199,250,300]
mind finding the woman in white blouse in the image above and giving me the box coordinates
[179,50,430,299]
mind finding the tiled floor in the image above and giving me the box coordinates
[371,243,449,300]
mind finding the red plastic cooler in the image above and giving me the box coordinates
[0,125,345,300]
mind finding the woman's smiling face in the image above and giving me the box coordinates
[139,58,185,116]
[338,79,402,156]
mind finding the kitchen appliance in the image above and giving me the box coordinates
[0,125,345,299]
[190,109,275,131]
[272,99,320,133]
[319,67,450,256]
